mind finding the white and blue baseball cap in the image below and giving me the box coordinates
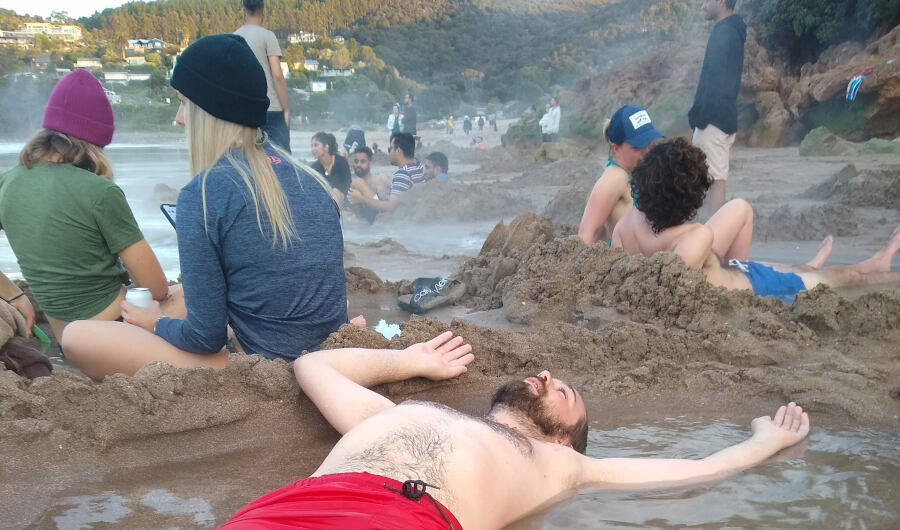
[607,105,663,148]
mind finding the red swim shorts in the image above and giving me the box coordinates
[220,472,462,529]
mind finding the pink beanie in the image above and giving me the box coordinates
[42,69,114,147]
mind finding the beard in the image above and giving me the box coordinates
[353,166,369,178]
[490,378,570,440]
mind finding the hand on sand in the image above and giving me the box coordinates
[121,299,165,333]
[750,402,810,451]
[405,331,474,381]
[10,294,35,337]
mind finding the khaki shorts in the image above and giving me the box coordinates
[692,125,735,181]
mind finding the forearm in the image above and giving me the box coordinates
[0,272,23,301]
[274,75,290,113]
[582,435,777,488]
[297,346,424,388]
[363,195,398,212]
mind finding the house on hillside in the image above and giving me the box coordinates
[319,68,353,78]
[20,23,82,42]
[309,80,327,92]
[0,30,35,48]
[128,38,165,51]
[125,50,146,66]
[105,71,152,84]
[303,59,320,72]
[75,58,103,69]
[289,31,319,44]
[332,36,345,44]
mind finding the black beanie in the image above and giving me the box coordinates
[171,34,270,128]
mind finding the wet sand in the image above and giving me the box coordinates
[2,127,900,527]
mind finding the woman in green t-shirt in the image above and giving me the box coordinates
[0,70,176,340]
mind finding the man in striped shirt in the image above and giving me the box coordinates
[347,132,424,214]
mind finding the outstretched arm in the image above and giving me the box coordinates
[579,403,810,488]
[294,331,474,435]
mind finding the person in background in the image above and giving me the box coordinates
[387,103,402,135]
[234,0,291,153]
[61,34,347,379]
[424,151,449,182]
[342,125,366,157]
[689,0,746,215]
[447,115,455,136]
[578,105,662,246]
[348,146,391,224]
[0,69,174,341]
[311,131,352,204]
[347,132,423,215]
[402,92,417,136]
[463,115,472,135]
[539,97,561,142]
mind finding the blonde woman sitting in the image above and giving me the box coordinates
[62,35,348,379]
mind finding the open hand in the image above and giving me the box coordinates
[750,402,810,451]
[405,331,474,381]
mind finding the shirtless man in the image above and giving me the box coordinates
[613,138,900,299]
[222,331,811,529]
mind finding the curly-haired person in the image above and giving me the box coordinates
[611,138,900,302]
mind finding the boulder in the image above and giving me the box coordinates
[799,127,860,156]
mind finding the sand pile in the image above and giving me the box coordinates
[802,163,900,209]
[754,203,860,240]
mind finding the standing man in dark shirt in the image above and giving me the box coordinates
[689,0,746,214]
[402,92,417,136]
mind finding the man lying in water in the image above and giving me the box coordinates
[612,138,900,300]
[221,331,810,529]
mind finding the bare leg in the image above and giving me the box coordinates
[766,235,834,273]
[798,227,900,289]
[804,235,833,269]
[61,320,229,381]
[706,198,753,261]
[708,180,726,214]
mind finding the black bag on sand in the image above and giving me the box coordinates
[0,340,53,379]
[398,277,466,314]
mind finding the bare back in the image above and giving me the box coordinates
[313,401,579,530]
[612,208,752,291]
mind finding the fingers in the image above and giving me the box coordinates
[789,404,803,432]
[426,331,454,349]
[436,335,465,355]
[798,412,810,438]
[773,404,787,427]
[449,351,474,367]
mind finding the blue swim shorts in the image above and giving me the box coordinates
[728,259,806,301]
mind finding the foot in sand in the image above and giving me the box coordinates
[805,235,833,269]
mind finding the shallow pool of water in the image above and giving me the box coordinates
[23,414,899,529]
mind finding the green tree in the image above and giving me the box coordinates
[332,47,352,69]
[149,67,168,93]
[145,52,162,67]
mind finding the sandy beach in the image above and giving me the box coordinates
[2,121,899,528]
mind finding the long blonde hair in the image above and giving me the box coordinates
[183,100,334,248]
[19,129,113,179]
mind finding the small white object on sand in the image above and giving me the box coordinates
[374,319,402,340]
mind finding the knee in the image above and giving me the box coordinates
[727,198,753,219]
[60,320,90,362]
